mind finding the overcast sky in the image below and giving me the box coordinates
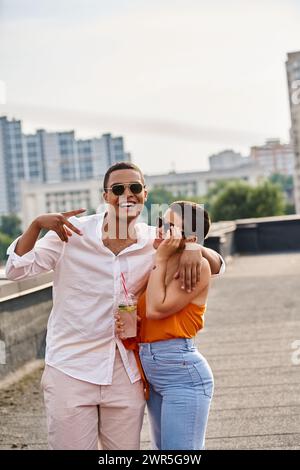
[0,0,300,174]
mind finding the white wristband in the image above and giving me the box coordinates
[184,242,201,251]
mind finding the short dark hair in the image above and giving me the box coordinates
[103,161,145,191]
[169,200,211,244]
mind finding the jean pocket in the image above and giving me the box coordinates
[188,362,214,398]
[178,342,196,352]
[152,353,186,366]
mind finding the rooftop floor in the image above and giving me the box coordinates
[0,253,300,449]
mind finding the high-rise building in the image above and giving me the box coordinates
[209,150,248,171]
[145,162,263,198]
[102,134,128,167]
[0,117,25,214]
[250,139,294,177]
[0,116,131,216]
[0,117,10,214]
[24,131,45,183]
[77,133,127,181]
[21,179,103,229]
[286,51,300,213]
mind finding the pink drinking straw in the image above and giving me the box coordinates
[121,272,129,301]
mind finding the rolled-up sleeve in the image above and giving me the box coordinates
[6,236,35,268]
[5,230,65,281]
[211,255,226,278]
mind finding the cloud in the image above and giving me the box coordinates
[0,0,299,172]
[0,0,126,22]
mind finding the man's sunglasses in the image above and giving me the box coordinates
[156,216,185,238]
[104,182,145,196]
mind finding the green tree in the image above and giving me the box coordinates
[284,202,296,215]
[0,214,22,239]
[145,187,175,209]
[0,232,13,262]
[210,180,285,221]
[248,181,285,218]
[201,179,238,213]
[269,173,295,214]
[269,173,293,192]
[144,187,176,223]
[210,181,253,221]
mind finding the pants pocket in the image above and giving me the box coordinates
[188,362,214,398]
[152,356,185,365]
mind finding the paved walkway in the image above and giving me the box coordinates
[0,253,300,449]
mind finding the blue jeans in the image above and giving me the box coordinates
[139,338,214,450]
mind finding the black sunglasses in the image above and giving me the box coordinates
[105,182,145,196]
[156,216,185,238]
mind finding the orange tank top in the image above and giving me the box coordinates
[122,290,206,399]
[138,290,206,343]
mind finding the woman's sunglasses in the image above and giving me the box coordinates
[104,182,145,196]
[156,216,185,238]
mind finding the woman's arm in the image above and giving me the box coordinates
[146,256,211,319]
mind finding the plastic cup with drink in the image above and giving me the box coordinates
[117,273,137,339]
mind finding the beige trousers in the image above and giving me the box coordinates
[41,349,146,450]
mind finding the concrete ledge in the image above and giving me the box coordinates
[235,215,300,253]
[206,222,236,259]
[207,215,300,255]
[0,284,52,380]
[0,272,53,301]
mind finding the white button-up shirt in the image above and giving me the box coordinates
[5,211,225,385]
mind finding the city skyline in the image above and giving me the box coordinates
[2,112,293,174]
[2,112,294,224]
[1,0,300,174]
[0,115,130,214]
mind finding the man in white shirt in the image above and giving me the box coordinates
[6,162,224,450]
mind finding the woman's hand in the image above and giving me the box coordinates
[155,226,183,261]
[114,313,126,339]
[114,312,141,339]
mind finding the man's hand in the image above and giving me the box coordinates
[174,248,202,293]
[35,208,86,242]
[13,208,86,258]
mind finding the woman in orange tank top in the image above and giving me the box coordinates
[117,201,215,450]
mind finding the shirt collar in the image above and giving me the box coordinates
[96,211,153,251]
